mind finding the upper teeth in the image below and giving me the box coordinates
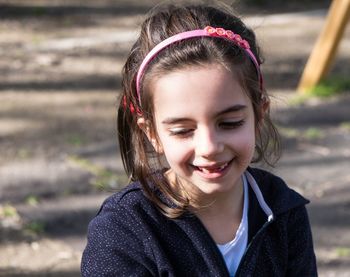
[198,163,228,171]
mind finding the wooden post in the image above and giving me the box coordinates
[297,0,350,93]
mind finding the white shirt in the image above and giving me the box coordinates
[217,173,249,277]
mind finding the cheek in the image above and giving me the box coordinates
[156,133,188,161]
[234,125,256,158]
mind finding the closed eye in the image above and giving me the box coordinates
[169,128,193,137]
[219,120,245,129]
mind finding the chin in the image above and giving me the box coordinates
[195,182,235,196]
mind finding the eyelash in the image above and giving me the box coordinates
[169,120,245,137]
[169,128,193,137]
[219,120,245,129]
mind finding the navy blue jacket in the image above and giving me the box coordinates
[82,168,317,276]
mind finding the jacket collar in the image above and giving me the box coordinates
[246,167,309,242]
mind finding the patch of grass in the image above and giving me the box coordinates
[336,247,350,258]
[0,204,19,219]
[91,170,121,191]
[289,77,350,106]
[17,148,32,159]
[288,94,313,106]
[62,188,73,196]
[303,127,324,140]
[68,155,128,190]
[279,127,300,138]
[308,78,350,97]
[24,221,45,236]
[66,134,85,147]
[31,35,43,46]
[25,195,39,207]
[279,127,324,141]
[340,122,350,132]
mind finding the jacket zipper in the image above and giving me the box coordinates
[235,218,275,276]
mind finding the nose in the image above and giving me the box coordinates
[194,126,224,157]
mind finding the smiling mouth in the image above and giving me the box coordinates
[192,160,233,174]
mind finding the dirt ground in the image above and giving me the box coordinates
[0,0,350,276]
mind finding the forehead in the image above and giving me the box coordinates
[151,64,251,116]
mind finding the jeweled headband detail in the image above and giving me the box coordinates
[136,26,263,105]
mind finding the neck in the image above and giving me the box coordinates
[195,178,244,220]
[194,177,245,244]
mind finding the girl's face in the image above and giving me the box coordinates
[140,64,256,199]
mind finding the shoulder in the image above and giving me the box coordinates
[84,181,163,250]
[247,167,309,215]
[82,182,159,275]
[91,181,160,229]
[99,181,148,213]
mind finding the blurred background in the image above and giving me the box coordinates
[0,0,349,276]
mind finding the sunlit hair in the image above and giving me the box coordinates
[117,2,281,218]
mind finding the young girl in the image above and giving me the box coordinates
[82,2,317,276]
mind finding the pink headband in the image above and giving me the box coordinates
[136,26,263,105]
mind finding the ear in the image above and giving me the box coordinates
[137,117,163,153]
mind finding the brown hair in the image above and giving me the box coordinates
[117,1,280,218]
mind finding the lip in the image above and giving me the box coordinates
[191,159,233,180]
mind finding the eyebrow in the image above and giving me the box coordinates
[216,104,247,117]
[161,104,247,125]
